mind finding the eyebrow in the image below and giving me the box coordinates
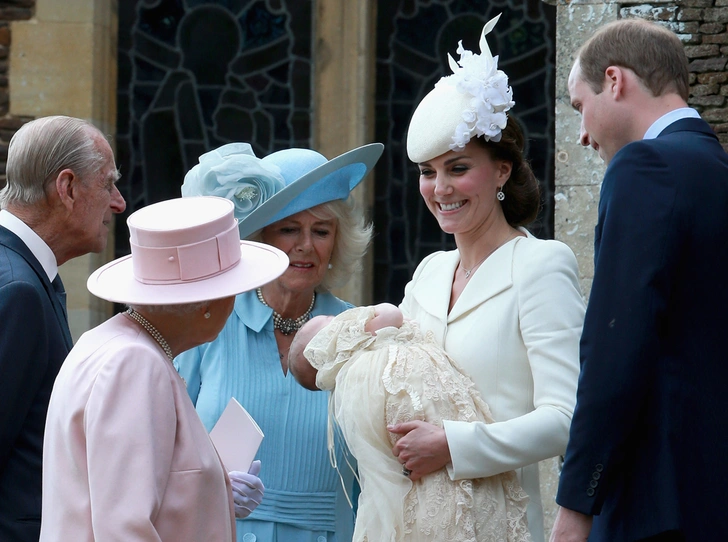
[419,156,471,168]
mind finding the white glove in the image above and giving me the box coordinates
[230,460,265,519]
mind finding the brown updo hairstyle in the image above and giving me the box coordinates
[474,116,540,227]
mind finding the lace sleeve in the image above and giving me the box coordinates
[304,306,378,390]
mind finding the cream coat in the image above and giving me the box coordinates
[40,314,236,542]
[400,235,585,542]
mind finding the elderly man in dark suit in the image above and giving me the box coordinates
[551,19,728,542]
[0,115,126,541]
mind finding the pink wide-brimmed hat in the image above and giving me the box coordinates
[87,196,288,305]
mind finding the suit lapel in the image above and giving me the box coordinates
[410,250,458,324]
[447,237,518,322]
[0,226,73,349]
[409,238,519,325]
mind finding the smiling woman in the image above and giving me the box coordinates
[175,141,383,542]
[386,15,586,542]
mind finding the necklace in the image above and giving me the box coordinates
[460,234,517,279]
[461,253,490,279]
[256,288,316,335]
[126,308,174,361]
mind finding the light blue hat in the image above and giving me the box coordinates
[182,142,384,239]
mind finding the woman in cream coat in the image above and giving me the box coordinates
[388,15,585,542]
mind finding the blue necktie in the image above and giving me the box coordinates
[52,274,67,318]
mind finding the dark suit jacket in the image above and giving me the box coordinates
[556,118,728,541]
[0,226,73,541]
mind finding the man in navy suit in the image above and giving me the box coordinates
[551,19,728,542]
[0,116,126,541]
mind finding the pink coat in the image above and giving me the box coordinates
[40,314,235,541]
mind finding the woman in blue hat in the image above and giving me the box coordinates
[176,141,383,542]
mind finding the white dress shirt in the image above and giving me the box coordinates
[0,209,58,281]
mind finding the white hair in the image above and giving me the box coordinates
[0,116,113,208]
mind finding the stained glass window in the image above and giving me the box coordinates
[116,0,312,259]
[373,0,556,303]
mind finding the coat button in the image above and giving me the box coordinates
[317,537,327,542]
[243,534,256,542]
[589,480,598,488]
[592,472,601,480]
[587,488,595,496]
[595,464,604,472]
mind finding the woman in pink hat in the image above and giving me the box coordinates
[40,196,288,542]
[176,142,383,542]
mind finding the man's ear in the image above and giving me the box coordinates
[604,66,626,100]
[54,168,79,211]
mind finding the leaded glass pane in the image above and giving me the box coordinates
[116,0,312,260]
[374,0,556,303]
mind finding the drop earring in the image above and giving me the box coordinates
[496,187,505,201]
[328,263,333,270]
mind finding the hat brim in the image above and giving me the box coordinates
[237,143,384,239]
[87,241,288,305]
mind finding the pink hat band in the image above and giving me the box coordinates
[87,196,289,305]
[130,220,241,284]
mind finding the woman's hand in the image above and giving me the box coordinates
[388,421,450,480]
[229,460,265,518]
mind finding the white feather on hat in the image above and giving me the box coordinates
[406,14,515,163]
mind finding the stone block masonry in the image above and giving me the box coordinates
[0,1,34,190]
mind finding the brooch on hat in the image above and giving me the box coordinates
[439,13,515,150]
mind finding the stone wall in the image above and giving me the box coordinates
[675,0,728,150]
[617,1,728,150]
[0,0,34,190]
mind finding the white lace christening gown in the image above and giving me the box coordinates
[305,306,532,542]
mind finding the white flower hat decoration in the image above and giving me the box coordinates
[406,13,515,163]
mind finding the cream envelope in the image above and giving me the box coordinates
[209,397,264,473]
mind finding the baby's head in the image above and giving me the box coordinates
[288,315,333,390]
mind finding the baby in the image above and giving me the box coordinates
[289,304,531,542]
[290,302,403,391]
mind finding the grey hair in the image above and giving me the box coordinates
[127,302,208,316]
[0,116,110,208]
[247,198,372,292]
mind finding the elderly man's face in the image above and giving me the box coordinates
[72,134,126,255]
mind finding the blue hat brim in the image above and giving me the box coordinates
[237,143,384,239]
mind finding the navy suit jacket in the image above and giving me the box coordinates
[557,118,728,541]
[0,226,73,541]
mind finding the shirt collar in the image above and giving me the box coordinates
[0,209,58,281]
[643,107,701,140]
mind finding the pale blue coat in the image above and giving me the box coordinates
[176,289,355,542]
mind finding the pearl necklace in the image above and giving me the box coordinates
[126,308,174,361]
[256,288,315,335]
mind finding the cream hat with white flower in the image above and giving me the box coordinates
[407,14,514,163]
